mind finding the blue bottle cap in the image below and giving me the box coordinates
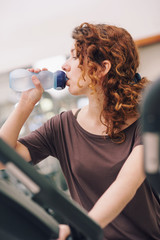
[55,71,67,89]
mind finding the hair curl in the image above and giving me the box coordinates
[72,22,149,143]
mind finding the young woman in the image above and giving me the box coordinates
[0,23,159,239]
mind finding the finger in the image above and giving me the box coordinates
[42,67,48,71]
[32,75,44,92]
[27,68,34,72]
[58,225,71,240]
[27,68,41,73]
[34,68,41,73]
[66,236,73,240]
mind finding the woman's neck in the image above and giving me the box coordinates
[86,93,104,120]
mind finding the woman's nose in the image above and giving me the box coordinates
[62,61,71,72]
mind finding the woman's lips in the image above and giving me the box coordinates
[66,79,70,86]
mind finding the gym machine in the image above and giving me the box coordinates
[0,138,103,240]
[141,77,160,195]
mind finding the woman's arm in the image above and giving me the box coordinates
[58,145,145,239]
[0,71,44,165]
[88,145,145,228]
[0,100,34,163]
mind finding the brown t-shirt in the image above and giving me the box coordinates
[19,110,160,240]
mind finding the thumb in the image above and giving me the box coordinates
[32,75,44,92]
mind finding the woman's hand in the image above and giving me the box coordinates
[57,224,71,240]
[19,68,48,107]
[0,68,48,154]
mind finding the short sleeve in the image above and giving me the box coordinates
[18,115,59,165]
[132,119,143,149]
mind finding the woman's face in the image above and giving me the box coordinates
[62,43,91,96]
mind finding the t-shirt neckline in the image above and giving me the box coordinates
[69,110,139,140]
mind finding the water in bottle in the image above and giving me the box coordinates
[9,69,67,92]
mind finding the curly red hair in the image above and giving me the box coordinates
[72,22,149,143]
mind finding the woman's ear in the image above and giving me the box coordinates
[100,60,111,77]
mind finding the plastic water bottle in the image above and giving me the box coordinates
[9,69,67,92]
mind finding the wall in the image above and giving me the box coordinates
[0,0,160,73]
[139,43,160,81]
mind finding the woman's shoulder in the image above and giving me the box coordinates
[72,108,79,115]
[58,108,81,121]
[59,109,79,119]
[122,116,140,131]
